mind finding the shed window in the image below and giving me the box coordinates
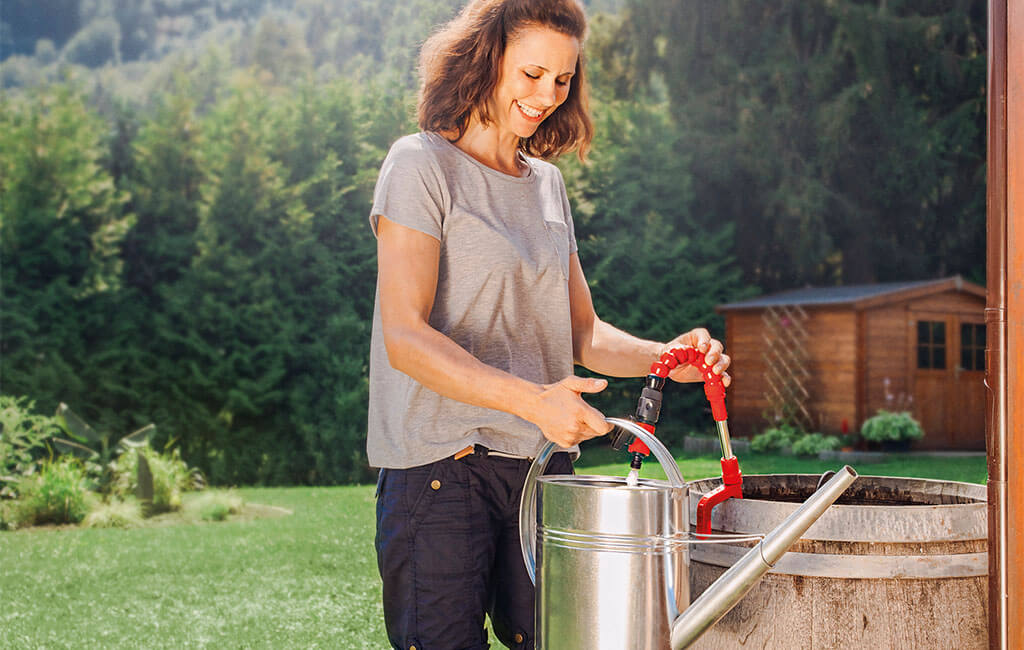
[961,323,985,371]
[917,321,946,369]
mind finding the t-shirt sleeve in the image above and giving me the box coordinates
[369,137,448,241]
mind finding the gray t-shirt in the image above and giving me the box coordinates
[367,132,578,468]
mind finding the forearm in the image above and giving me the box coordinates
[575,317,663,377]
[385,322,543,421]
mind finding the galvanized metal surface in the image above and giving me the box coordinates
[688,474,986,543]
[534,474,689,650]
[522,425,857,650]
[692,544,988,579]
[520,418,686,584]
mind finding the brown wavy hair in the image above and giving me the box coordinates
[418,0,593,161]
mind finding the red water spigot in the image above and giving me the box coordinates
[661,347,743,535]
[696,456,743,536]
[625,345,740,520]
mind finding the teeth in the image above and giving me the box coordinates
[517,100,542,118]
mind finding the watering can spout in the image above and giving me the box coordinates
[670,465,858,650]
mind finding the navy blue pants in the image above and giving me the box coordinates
[375,449,573,650]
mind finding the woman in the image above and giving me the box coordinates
[368,1,730,648]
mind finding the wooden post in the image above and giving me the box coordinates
[986,0,1023,647]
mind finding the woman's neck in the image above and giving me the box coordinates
[445,118,525,177]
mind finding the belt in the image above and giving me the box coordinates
[453,444,532,461]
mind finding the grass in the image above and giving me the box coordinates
[0,449,987,649]
[0,486,383,649]
[577,444,989,485]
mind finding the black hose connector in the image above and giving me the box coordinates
[630,452,644,471]
[635,386,663,425]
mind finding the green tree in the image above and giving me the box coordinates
[606,0,986,289]
[0,85,132,414]
[563,98,753,436]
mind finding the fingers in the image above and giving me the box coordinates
[715,353,731,376]
[580,404,613,436]
[667,328,711,355]
[664,327,731,385]
[704,338,724,367]
[535,376,612,447]
[561,375,608,394]
[686,327,712,353]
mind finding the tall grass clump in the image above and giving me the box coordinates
[14,456,95,526]
[186,490,244,522]
[82,499,144,528]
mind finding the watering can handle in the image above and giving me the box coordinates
[518,417,686,584]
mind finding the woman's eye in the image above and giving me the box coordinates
[524,71,540,80]
[555,79,569,87]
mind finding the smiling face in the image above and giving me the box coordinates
[488,25,580,140]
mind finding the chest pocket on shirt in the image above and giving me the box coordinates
[542,218,570,281]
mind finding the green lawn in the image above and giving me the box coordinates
[0,450,986,649]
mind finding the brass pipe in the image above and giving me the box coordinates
[715,420,733,460]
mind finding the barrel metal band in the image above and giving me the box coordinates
[692,543,988,579]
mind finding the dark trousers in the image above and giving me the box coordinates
[375,450,573,650]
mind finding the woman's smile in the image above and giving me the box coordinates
[515,99,545,120]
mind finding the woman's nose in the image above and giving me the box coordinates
[536,81,557,107]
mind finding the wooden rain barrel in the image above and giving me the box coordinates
[687,474,987,649]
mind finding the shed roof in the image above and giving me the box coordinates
[717,276,986,312]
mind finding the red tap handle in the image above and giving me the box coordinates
[661,347,741,536]
[664,347,728,422]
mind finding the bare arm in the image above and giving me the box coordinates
[568,253,731,384]
[376,216,612,447]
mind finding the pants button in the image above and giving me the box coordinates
[430,479,441,490]
[514,632,524,644]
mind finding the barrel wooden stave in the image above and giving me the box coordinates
[688,474,987,650]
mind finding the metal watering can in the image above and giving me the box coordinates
[519,418,857,650]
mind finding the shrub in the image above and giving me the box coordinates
[750,425,802,453]
[83,499,144,529]
[15,457,95,526]
[860,410,925,443]
[0,395,61,498]
[109,444,202,514]
[791,433,842,457]
[52,403,155,490]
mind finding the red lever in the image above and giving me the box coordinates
[661,347,742,536]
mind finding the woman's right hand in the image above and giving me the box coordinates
[527,376,613,448]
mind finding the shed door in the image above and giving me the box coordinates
[910,313,986,449]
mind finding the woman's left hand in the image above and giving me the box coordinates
[660,328,731,386]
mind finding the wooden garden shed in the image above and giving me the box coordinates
[716,276,987,450]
